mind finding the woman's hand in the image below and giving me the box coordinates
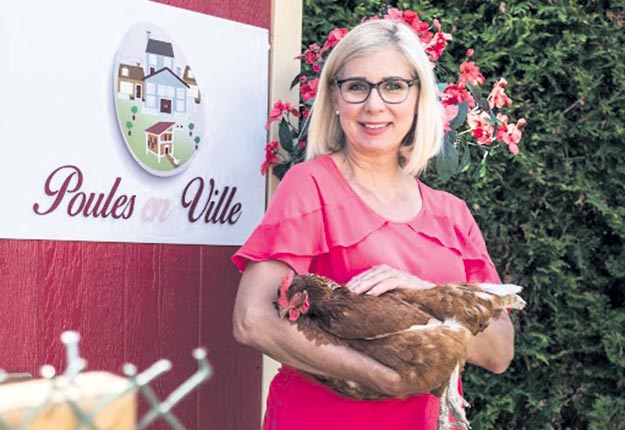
[344,265,435,296]
[367,365,425,398]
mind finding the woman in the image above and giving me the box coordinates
[232,19,515,430]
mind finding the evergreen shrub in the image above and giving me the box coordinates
[302,1,625,428]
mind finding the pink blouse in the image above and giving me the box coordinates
[233,155,500,430]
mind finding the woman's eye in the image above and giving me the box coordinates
[346,81,369,92]
[382,80,405,91]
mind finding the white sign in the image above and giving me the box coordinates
[0,0,268,245]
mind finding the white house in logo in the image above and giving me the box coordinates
[114,24,203,176]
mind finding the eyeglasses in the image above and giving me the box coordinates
[335,77,418,104]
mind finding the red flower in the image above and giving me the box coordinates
[466,48,475,58]
[403,10,430,33]
[265,101,300,130]
[300,78,319,103]
[320,28,349,54]
[489,78,513,109]
[468,111,494,144]
[261,141,280,175]
[297,43,321,65]
[495,115,525,152]
[442,84,475,108]
[425,19,452,61]
[458,61,485,87]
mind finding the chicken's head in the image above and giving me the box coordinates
[275,270,310,322]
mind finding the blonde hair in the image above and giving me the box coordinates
[305,19,444,176]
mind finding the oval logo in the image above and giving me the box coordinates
[114,23,203,177]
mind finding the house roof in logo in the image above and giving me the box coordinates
[146,38,174,57]
[144,67,190,88]
[183,65,197,86]
[118,63,145,81]
[145,121,176,135]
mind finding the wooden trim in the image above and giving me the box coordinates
[262,0,303,419]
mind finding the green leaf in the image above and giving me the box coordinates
[472,151,488,180]
[449,101,469,130]
[278,119,294,151]
[435,134,459,183]
[467,84,490,112]
[459,144,472,173]
[290,71,307,90]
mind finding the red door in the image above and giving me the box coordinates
[0,2,270,429]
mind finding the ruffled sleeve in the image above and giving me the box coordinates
[413,184,501,284]
[460,208,501,284]
[232,163,327,274]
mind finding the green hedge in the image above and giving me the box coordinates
[302,1,625,428]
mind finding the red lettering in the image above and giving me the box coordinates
[33,165,135,220]
[181,177,243,224]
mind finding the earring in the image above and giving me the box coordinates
[335,110,339,115]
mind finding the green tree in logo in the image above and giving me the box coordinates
[131,105,138,121]
[188,122,195,137]
[126,121,133,136]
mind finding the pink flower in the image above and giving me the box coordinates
[384,8,404,22]
[467,111,494,144]
[261,141,280,175]
[265,101,300,130]
[320,28,349,54]
[489,78,513,109]
[300,78,319,103]
[442,104,459,131]
[442,84,475,108]
[466,48,474,58]
[458,61,485,87]
[495,115,525,150]
[297,43,321,65]
[425,19,452,61]
[403,10,430,33]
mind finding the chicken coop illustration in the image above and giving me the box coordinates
[145,121,178,166]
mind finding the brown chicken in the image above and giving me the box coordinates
[275,271,526,430]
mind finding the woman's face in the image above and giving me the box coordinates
[335,48,419,157]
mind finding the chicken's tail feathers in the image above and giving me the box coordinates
[478,283,527,310]
[479,283,523,295]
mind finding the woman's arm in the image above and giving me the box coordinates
[465,311,514,373]
[232,259,414,397]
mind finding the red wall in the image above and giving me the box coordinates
[0,1,269,429]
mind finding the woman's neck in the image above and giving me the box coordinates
[336,148,404,191]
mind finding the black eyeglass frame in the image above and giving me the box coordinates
[334,77,419,104]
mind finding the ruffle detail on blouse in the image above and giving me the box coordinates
[232,195,388,274]
[233,155,500,283]
[405,208,500,284]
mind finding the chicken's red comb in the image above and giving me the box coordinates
[277,270,295,308]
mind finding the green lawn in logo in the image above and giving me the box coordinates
[117,98,199,172]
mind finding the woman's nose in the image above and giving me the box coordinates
[364,87,386,111]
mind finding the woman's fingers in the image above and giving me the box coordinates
[345,265,435,295]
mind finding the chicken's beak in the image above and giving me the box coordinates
[278,307,289,319]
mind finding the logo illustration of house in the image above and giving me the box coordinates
[114,24,203,177]
[145,121,178,166]
[117,64,144,100]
